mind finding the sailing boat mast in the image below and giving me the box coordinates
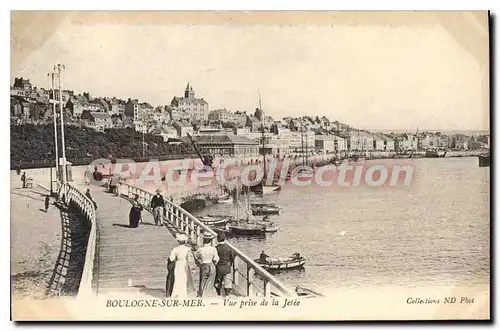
[259,93,266,177]
[235,180,240,221]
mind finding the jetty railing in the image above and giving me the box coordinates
[60,183,98,299]
[118,182,296,298]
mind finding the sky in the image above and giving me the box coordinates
[10,11,490,131]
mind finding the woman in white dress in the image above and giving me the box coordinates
[168,234,194,298]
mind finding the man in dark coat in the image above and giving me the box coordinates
[150,189,166,226]
[215,233,235,297]
[44,195,50,212]
[21,172,26,188]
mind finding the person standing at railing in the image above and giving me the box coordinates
[85,189,98,210]
[129,194,143,228]
[194,233,220,298]
[215,233,235,297]
[150,188,165,226]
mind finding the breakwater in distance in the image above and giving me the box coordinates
[11,149,487,171]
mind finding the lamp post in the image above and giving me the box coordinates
[48,151,53,195]
[54,64,67,186]
[47,71,59,189]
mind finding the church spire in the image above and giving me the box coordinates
[184,82,195,99]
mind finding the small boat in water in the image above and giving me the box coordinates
[251,202,282,216]
[198,215,232,227]
[259,216,279,233]
[229,222,266,236]
[478,153,490,167]
[255,252,306,271]
[251,181,281,196]
[295,285,325,298]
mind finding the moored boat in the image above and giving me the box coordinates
[478,153,490,167]
[255,253,306,271]
[425,149,447,158]
[229,222,266,236]
[251,202,282,216]
[198,215,232,227]
[259,217,279,233]
[251,181,281,195]
[295,285,325,298]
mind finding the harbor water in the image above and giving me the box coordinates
[14,156,489,295]
[192,157,490,293]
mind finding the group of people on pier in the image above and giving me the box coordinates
[166,232,235,298]
[125,187,236,297]
[127,189,166,228]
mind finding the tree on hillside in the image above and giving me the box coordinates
[11,125,195,163]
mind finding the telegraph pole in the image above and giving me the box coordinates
[48,71,59,193]
[55,64,67,186]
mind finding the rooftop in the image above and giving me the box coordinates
[193,134,258,146]
[90,112,112,120]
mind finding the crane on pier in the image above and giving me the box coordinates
[186,133,214,169]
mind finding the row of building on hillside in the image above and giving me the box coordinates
[188,130,485,160]
[10,77,488,153]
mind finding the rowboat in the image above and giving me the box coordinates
[251,203,282,216]
[295,285,325,298]
[229,222,266,236]
[255,253,306,271]
[262,222,279,233]
[198,215,231,227]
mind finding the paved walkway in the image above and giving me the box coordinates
[83,184,200,298]
[10,176,61,299]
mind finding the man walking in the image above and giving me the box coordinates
[215,233,235,297]
[21,172,26,188]
[44,195,50,212]
[150,189,165,226]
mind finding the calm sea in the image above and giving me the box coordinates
[193,157,490,293]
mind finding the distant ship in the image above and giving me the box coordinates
[478,153,490,167]
[425,149,447,158]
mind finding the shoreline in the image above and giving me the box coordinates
[10,150,487,170]
[13,154,485,201]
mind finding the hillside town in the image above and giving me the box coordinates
[11,77,490,159]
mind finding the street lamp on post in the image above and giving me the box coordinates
[47,71,59,191]
[55,64,67,190]
[48,151,53,195]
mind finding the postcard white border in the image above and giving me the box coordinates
[2,1,496,330]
